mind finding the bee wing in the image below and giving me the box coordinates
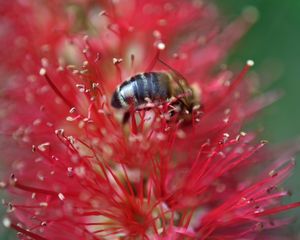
[158,58,190,91]
[158,59,193,109]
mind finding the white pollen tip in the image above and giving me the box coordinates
[242,6,259,24]
[2,217,11,228]
[58,193,65,201]
[98,10,106,16]
[39,68,47,76]
[247,59,255,66]
[157,42,166,50]
[113,58,123,64]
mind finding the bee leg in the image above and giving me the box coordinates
[122,111,131,124]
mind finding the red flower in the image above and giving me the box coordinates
[0,1,299,239]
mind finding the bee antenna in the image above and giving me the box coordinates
[146,50,160,71]
[158,58,193,110]
[157,58,187,81]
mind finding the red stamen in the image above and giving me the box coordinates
[254,202,300,217]
[40,70,73,109]
[10,223,47,240]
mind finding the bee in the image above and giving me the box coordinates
[111,63,201,123]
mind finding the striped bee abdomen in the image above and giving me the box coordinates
[111,72,171,109]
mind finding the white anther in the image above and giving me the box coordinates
[247,59,255,66]
[39,68,46,76]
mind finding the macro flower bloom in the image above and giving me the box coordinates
[0,0,299,239]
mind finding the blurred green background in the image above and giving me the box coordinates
[216,0,300,237]
[1,0,300,239]
[216,1,300,142]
